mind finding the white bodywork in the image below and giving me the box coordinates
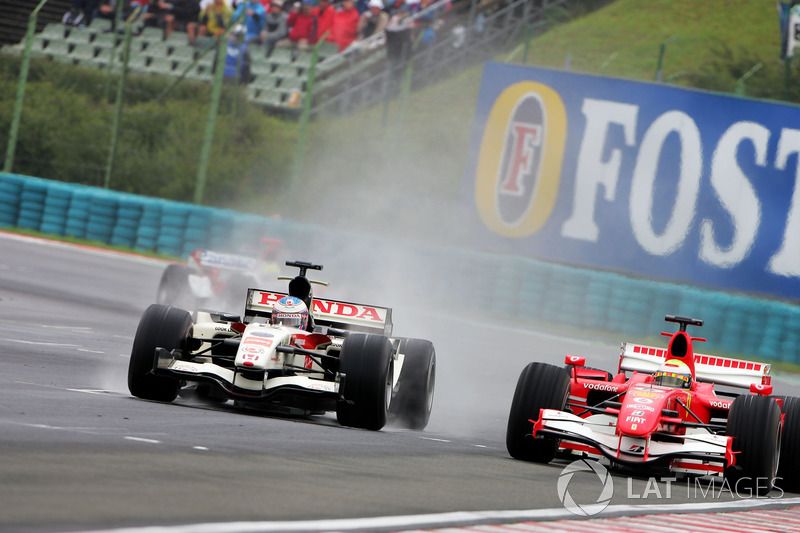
[540,409,729,474]
[158,311,404,401]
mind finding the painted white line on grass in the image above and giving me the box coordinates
[77,497,800,533]
[124,436,161,444]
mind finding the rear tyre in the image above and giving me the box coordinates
[389,338,436,430]
[156,264,194,308]
[128,304,192,402]
[725,395,781,496]
[506,362,570,462]
[336,333,393,431]
[777,396,800,492]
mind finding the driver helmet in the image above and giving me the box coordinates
[270,296,309,330]
[653,358,692,389]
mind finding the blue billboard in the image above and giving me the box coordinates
[467,62,800,300]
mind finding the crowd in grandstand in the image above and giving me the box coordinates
[63,0,451,56]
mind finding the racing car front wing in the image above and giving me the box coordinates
[153,348,339,400]
[534,409,734,475]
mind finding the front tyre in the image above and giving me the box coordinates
[128,304,193,402]
[389,338,436,430]
[336,333,393,431]
[725,395,781,496]
[506,362,570,462]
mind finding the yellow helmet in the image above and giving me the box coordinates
[653,359,692,389]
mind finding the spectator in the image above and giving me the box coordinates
[315,0,335,42]
[170,0,201,43]
[63,0,101,26]
[263,0,288,55]
[222,25,252,83]
[287,1,318,49]
[200,0,233,37]
[384,3,412,74]
[357,0,388,41]
[330,0,359,51]
[233,0,267,43]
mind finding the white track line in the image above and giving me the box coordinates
[77,497,800,533]
[124,436,161,444]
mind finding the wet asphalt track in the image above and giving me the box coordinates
[1,232,799,532]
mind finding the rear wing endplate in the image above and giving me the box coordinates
[619,342,771,389]
[244,289,393,336]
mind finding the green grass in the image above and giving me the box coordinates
[523,0,781,84]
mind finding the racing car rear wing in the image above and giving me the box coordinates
[619,342,771,389]
[193,250,257,272]
[244,289,393,336]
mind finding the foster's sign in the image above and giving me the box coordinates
[468,62,800,298]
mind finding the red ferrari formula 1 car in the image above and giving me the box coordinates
[506,315,800,494]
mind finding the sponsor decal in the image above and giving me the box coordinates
[628,404,656,412]
[709,400,732,409]
[252,291,386,323]
[582,382,620,392]
[630,410,646,417]
[475,81,567,237]
[243,337,273,348]
[632,397,654,404]
[625,416,646,424]
[468,63,800,299]
[250,331,274,338]
[312,300,384,322]
[630,389,659,398]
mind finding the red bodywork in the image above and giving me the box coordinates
[532,327,778,473]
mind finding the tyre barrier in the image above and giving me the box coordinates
[0,172,799,363]
[17,179,47,230]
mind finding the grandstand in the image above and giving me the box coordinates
[0,0,563,112]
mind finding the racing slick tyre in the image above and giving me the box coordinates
[506,362,570,463]
[724,395,782,496]
[156,264,194,308]
[128,304,193,402]
[389,338,436,430]
[336,333,393,431]
[776,396,800,492]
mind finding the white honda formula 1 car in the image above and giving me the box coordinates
[129,261,436,431]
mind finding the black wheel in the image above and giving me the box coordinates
[128,304,193,402]
[156,264,194,308]
[777,396,800,492]
[506,362,570,462]
[389,338,436,430]
[336,333,393,431]
[725,395,781,496]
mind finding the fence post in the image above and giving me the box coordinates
[103,0,125,102]
[104,9,138,189]
[4,0,49,173]
[735,62,763,97]
[194,37,228,204]
[291,37,325,183]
